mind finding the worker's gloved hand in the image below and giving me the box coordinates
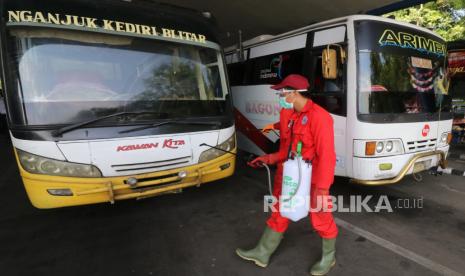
[261,123,275,133]
[247,154,279,168]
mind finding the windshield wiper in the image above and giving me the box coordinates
[52,111,166,137]
[119,119,222,134]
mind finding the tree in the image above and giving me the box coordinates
[385,0,465,41]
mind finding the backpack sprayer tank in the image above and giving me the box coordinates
[280,141,312,221]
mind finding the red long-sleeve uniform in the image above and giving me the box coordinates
[266,100,338,238]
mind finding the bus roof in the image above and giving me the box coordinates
[226,15,444,52]
[2,0,220,44]
[158,0,432,45]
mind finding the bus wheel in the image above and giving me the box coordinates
[413,172,423,182]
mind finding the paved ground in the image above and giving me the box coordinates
[0,134,464,276]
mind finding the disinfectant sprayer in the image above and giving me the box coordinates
[280,141,312,222]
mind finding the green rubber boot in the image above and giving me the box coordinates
[236,226,283,268]
[310,238,336,275]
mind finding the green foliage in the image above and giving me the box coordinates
[385,0,465,41]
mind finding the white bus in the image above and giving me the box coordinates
[0,0,236,208]
[226,15,452,185]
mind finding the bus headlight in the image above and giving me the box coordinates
[17,149,102,178]
[439,132,452,146]
[386,141,394,152]
[198,134,236,163]
[440,134,447,144]
[355,139,404,157]
[376,142,384,153]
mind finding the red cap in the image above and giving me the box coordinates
[270,74,309,91]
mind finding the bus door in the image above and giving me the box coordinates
[304,25,348,176]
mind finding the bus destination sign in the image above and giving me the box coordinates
[7,10,207,44]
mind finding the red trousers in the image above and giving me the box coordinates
[266,163,338,239]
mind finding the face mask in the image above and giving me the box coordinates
[279,96,294,109]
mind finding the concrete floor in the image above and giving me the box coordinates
[0,135,464,276]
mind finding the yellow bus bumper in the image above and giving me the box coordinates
[17,152,236,209]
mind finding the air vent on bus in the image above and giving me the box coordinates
[406,139,437,152]
[111,156,191,172]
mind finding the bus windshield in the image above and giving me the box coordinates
[8,27,230,126]
[356,20,452,122]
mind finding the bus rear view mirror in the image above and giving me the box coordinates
[322,48,337,79]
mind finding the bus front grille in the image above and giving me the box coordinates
[111,156,191,172]
[406,139,437,152]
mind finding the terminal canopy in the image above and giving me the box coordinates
[155,0,431,44]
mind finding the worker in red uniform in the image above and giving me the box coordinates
[236,74,338,276]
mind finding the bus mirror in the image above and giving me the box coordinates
[340,48,347,64]
[322,47,337,79]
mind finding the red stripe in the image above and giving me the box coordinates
[234,108,275,153]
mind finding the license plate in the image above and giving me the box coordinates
[413,160,432,173]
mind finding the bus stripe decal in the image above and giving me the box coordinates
[233,108,275,154]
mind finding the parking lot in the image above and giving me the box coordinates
[0,134,464,276]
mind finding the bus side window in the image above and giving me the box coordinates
[308,46,347,116]
[227,63,245,86]
[248,49,304,85]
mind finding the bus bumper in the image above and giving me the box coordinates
[351,146,448,185]
[18,152,236,209]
